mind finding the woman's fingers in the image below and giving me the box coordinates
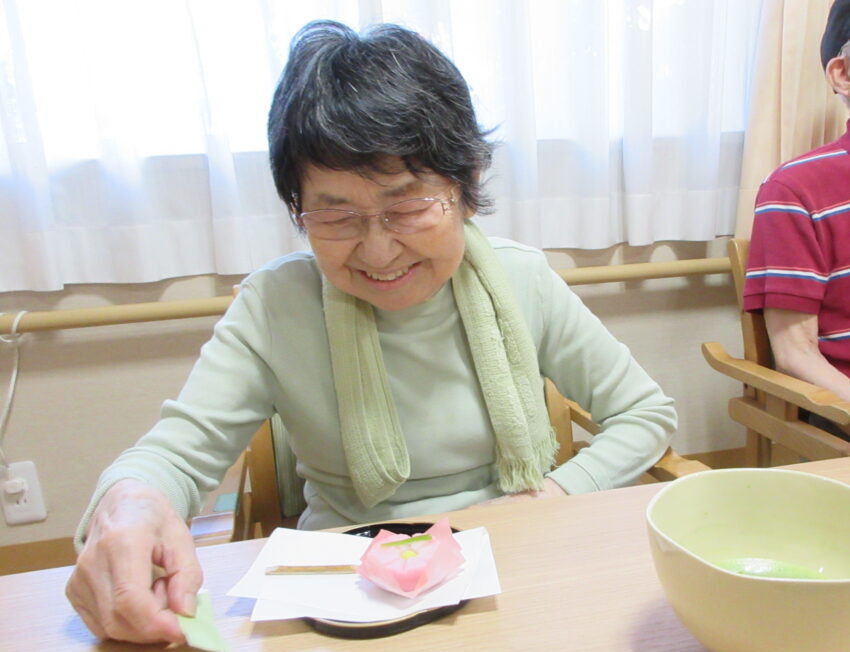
[151,575,169,608]
[65,480,198,644]
[66,578,107,640]
[102,584,183,643]
[154,524,204,617]
[67,536,184,643]
[106,566,185,643]
[473,479,566,508]
[73,604,107,641]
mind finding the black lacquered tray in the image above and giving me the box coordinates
[304,521,467,639]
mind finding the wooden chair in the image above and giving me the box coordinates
[702,239,850,466]
[230,418,290,541]
[230,378,708,541]
[544,379,707,482]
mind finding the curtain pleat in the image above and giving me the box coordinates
[735,0,848,239]
[0,0,764,291]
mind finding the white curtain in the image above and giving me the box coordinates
[735,0,847,238]
[0,0,763,292]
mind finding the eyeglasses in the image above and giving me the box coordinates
[297,192,455,241]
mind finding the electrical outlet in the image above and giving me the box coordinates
[2,461,47,525]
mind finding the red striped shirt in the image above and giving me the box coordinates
[744,122,850,377]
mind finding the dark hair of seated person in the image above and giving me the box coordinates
[267,20,494,222]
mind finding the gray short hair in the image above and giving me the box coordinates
[268,21,494,220]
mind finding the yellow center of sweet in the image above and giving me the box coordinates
[400,549,418,559]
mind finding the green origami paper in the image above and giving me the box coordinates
[176,590,229,652]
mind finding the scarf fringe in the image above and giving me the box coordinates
[495,429,560,493]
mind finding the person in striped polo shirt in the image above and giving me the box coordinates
[744,0,850,438]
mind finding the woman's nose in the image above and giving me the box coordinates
[357,218,403,266]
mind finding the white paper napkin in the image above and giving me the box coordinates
[227,526,501,623]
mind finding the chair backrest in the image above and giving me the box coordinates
[727,239,773,368]
[232,419,283,540]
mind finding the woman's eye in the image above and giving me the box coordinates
[312,212,359,225]
[329,214,359,225]
[388,208,425,220]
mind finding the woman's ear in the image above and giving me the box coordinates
[826,55,850,98]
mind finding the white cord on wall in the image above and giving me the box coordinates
[0,311,28,470]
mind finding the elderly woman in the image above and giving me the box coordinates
[66,20,676,644]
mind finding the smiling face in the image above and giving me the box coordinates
[300,163,470,311]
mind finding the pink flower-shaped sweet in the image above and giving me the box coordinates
[356,518,464,598]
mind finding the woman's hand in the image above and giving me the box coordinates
[65,479,203,644]
[474,477,567,508]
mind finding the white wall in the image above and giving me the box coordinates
[555,239,744,455]
[0,238,745,546]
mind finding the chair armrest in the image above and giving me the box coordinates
[571,441,707,482]
[702,342,850,426]
[646,448,709,482]
[563,397,601,435]
[564,399,707,481]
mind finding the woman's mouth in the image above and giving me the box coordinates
[360,263,418,284]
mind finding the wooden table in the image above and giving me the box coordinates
[3,458,849,651]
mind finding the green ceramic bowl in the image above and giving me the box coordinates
[646,468,850,652]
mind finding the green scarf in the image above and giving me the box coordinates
[322,221,558,508]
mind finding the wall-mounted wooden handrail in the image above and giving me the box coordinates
[558,256,730,285]
[0,256,731,334]
[0,297,232,334]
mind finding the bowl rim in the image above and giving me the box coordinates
[645,467,850,583]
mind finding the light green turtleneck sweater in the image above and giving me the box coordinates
[76,237,676,541]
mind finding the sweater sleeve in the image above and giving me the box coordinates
[533,261,677,494]
[743,179,826,315]
[74,280,278,549]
